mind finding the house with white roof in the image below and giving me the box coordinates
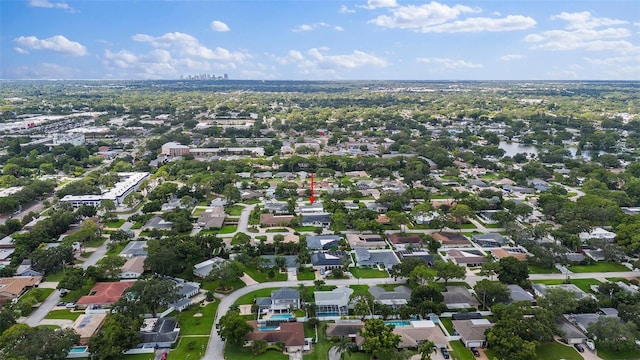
[579,227,616,242]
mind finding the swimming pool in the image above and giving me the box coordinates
[384,320,411,327]
[258,326,280,331]
[317,311,339,317]
[69,346,88,353]
[271,313,293,319]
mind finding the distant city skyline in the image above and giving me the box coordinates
[1,0,639,80]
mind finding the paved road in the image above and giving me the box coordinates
[202,270,639,360]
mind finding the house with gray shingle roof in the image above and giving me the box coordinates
[353,248,399,270]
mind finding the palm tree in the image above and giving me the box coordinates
[418,340,436,360]
[336,336,353,360]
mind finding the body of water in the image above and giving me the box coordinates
[271,313,293,319]
[384,320,411,327]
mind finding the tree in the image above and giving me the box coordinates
[451,204,473,225]
[336,336,353,360]
[0,324,79,360]
[389,257,427,280]
[222,183,241,204]
[409,265,436,286]
[57,267,87,291]
[207,260,244,290]
[360,319,401,359]
[473,280,510,310]
[418,340,436,360]
[588,317,638,351]
[409,285,446,316]
[121,277,180,317]
[537,288,577,317]
[251,338,268,355]
[0,306,16,334]
[351,291,375,317]
[497,256,529,287]
[96,255,126,279]
[434,260,466,286]
[218,309,253,347]
[89,313,141,360]
[478,261,499,280]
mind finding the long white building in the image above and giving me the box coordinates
[60,172,149,208]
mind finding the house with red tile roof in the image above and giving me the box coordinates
[76,281,135,308]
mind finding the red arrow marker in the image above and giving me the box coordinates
[309,173,315,204]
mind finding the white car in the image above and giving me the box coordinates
[585,340,595,351]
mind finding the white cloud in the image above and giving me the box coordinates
[526,11,638,54]
[339,5,355,14]
[273,48,388,75]
[132,32,248,62]
[369,2,477,29]
[361,0,398,9]
[500,54,525,61]
[210,20,230,32]
[28,0,71,10]
[419,15,536,32]
[335,26,345,31]
[14,47,29,54]
[417,57,483,69]
[584,56,636,65]
[14,35,87,56]
[552,11,627,30]
[292,22,330,32]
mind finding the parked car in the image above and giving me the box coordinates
[441,347,450,359]
[471,347,481,357]
[585,340,595,351]
[574,343,585,353]
[65,302,76,309]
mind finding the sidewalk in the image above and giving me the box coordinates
[240,273,258,286]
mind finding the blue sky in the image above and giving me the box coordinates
[1,0,639,80]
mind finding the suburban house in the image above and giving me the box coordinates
[263,202,289,214]
[260,214,294,227]
[579,227,616,242]
[311,252,346,271]
[315,287,353,317]
[557,317,588,344]
[432,232,473,247]
[394,321,448,349]
[452,319,495,348]
[72,313,107,344]
[325,320,364,345]
[442,286,480,309]
[256,287,301,314]
[387,233,422,245]
[0,276,42,303]
[136,317,180,349]
[196,207,226,229]
[446,249,487,267]
[142,216,173,231]
[532,284,592,301]
[306,235,343,251]
[119,256,146,279]
[260,255,298,271]
[489,247,529,262]
[193,257,226,279]
[301,214,332,228]
[353,248,399,270]
[119,241,148,258]
[397,250,435,266]
[168,277,201,312]
[507,285,536,303]
[368,285,411,310]
[76,281,135,309]
[347,234,387,248]
[565,308,619,333]
[472,233,508,247]
[246,321,306,353]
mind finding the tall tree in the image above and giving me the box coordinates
[473,280,510,310]
[418,340,436,360]
[360,319,401,359]
[121,277,180,317]
[217,310,253,347]
[588,317,638,352]
[0,324,79,360]
[497,256,529,287]
[433,260,466,286]
[89,313,142,360]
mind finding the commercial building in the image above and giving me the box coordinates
[59,172,149,208]
[161,142,190,157]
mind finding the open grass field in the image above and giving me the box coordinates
[349,267,388,278]
[568,262,630,273]
[176,301,218,335]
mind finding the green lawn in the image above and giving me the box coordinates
[225,344,288,360]
[104,219,125,228]
[176,301,218,335]
[349,267,388,279]
[304,322,332,360]
[535,342,582,360]
[201,278,245,294]
[440,317,455,335]
[45,309,82,321]
[532,278,601,293]
[192,208,207,216]
[225,205,245,216]
[124,354,154,360]
[84,237,106,247]
[349,285,370,293]
[235,288,280,306]
[568,262,630,273]
[61,279,96,303]
[528,265,561,274]
[266,228,289,233]
[297,268,316,281]
[25,287,55,302]
[171,336,209,360]
[106,242,127,256]
[597,346,640,359]
[244,267,288,282]
[449,340,476,360]
[294,226,321,232]
[218,225,237,234]
[44,269,66,282]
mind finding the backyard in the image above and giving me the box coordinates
[568,262,630,273]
